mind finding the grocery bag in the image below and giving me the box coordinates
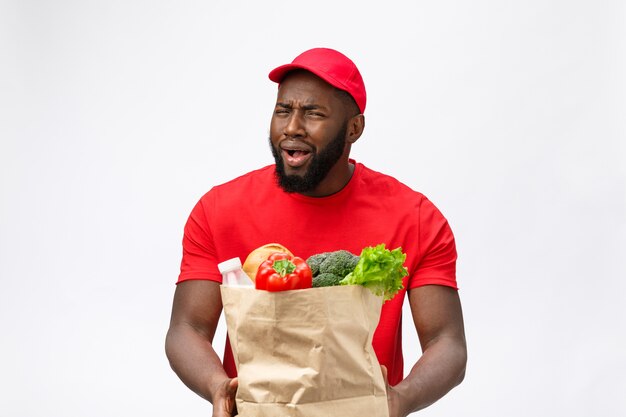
[220,285,389,417]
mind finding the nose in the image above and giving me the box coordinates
[283,111,305,138]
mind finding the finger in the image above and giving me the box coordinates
[214,397,232,417]
[225,378,238,416]
[214,378,238,417]
[227,377,239,395]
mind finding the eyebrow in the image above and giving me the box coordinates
[275,102,327,111]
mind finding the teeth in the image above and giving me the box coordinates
[286,150,309,156]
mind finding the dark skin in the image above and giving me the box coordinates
[269,70,364,197]
[166,280,237,416]
[384,286,466,415]
[165,71,467,416]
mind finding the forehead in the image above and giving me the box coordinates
[276,71,341,106]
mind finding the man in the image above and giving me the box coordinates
[165,48,467,417]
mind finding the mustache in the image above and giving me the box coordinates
[268,122,348,194]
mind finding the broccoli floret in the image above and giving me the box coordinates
[319,250,360,277]
[312,272,344,288]
[306,253,328,276]
[306,250,359,282]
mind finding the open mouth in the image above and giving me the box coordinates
[285,149,310,158]
[281,148,312,168]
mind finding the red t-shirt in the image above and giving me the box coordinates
[178,161,457,386]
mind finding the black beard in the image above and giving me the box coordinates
[271,124,347,194]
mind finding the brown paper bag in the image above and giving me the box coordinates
[220,285,389,417]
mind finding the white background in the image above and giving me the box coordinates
[1,1,625,416]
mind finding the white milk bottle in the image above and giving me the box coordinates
[217,257,253,287]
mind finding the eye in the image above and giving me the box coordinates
[274,108,290,116]
[307,111,325,118]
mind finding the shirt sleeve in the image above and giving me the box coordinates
[408,196,458,290]
[177,191,223,284]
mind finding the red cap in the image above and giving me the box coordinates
[268,48,366,113]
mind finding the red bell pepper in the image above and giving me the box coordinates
[255,252,313,291]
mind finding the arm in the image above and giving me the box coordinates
[387,284,467,416]
[165,280,238,416]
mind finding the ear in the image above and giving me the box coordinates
[346,114,365,144]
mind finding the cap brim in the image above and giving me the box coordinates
[268,64,299,83]
[268,63,349,93]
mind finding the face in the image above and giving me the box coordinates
[269,71,354,194]
[270,124,347,193]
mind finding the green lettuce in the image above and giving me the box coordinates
[340,244,407,301]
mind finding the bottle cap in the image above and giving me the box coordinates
[217,257,243,273]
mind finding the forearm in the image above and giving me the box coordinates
[394,335,466,415]
[165,322,229,403]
